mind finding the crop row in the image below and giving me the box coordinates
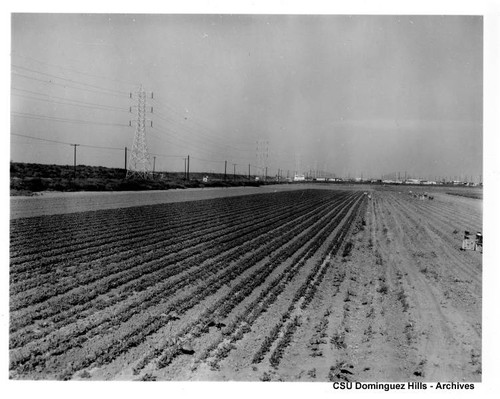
[10,191,279,244]
[10,191,313,298]
[10,191,350,372]
[148,193,363,371]
[10,191,337,348]
[10,196,219,250]
[10,191,339,333]
[204,195,364,368]
[269,316,302,368]
[48,192,358,377]
[11,198,282,290]
[251,197,364,366]
[10,191,310,275]
[10,189,303,259]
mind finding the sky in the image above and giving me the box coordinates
[10,13,483,181]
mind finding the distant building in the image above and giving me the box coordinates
[294,174,305,182]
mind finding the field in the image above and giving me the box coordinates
[10,184,314,219]
[9,186,482,381]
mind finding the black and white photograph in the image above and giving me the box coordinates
[4,0,499,395]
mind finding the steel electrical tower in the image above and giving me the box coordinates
[294,153,302,179]
[127,85,151,179]
[256,139,269,180]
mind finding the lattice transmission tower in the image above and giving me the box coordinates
[127,85,153,179]
[294,153,301,178]
[256,139,269,179]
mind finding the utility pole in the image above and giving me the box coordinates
[248,164,251,180]
[187,155,190,181]
[184,158,187,180]
[256,139,269,180]
[153,156,156,178]
[70,144,80,179]
[224,160,227,181]
[124,147,128,174]
[265,167,268,181]
[233,163,236,181]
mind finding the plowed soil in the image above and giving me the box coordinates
[145,187,482,382]
[9,186,482,382]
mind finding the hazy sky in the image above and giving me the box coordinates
[10,14,482,180]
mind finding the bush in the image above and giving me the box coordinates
[22,177,45,192]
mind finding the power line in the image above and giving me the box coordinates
[138,120,252,164]
[12,92,130,114]
[12,133,72,146]
[153,109,252,154]
[11,71,129,99]
[11,65,259,160]
[149,152,185,159]
[152,98,255,146]
[11,111,129,127]
[11,133,123,151]
[13,111,275,170]
[10,57,280,168]
[153,113,236,150]
[11,55,256,151]
[12,133,281,174]
[12,87,129,111]
[150,121,229,159]
[11,64,130,96]
[153,102,285,167]
[189,156,226,164]
[11,52,137,87]
[151,122,254,164]
[13,134,189,167]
